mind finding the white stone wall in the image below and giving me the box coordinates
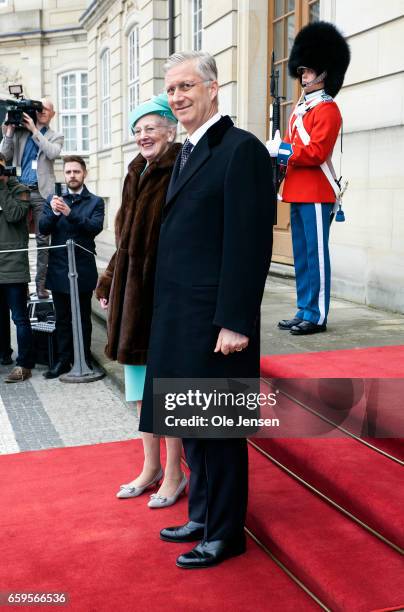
[0,0,88,182]
[83,0,170,233]
[84,0,242,235]
[322,0,404,312]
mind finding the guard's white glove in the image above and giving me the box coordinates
[266,129,282,158]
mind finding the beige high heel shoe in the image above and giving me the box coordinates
[147,473,188,508]
[116,468,164,499]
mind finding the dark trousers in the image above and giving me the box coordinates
[0,283,34,369]
[52,291,93,365]
[0,287,12,359]
[182,437,248,541]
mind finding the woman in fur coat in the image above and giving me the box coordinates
[96,94,185,508]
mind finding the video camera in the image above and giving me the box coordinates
[0,165,17,177]
[0,85,43,129]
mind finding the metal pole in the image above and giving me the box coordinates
[59,239,103,383]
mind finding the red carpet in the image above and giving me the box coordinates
[0,440,317,612]
[250,437,404,549]
[261,345,404,378]
[3,347,403,610]
[254,345,404,610]
[247,445,404,612]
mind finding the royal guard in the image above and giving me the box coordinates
[267,21,350,335]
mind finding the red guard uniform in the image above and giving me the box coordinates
[277,89,342,327]
[281,92,342,203]
[274,20,350,334]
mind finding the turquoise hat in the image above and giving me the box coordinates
[128,93,177,133]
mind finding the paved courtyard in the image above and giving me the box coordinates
[1,238,402,456]
[0,360,139,455]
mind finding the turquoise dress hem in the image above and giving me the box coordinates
[124,365,147,402]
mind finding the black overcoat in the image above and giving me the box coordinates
[140,116,275,433]
[39,186,105,293]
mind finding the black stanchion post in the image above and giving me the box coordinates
[59,239,104,383]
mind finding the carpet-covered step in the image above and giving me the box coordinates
[263,376,404,445]
[250,437,404,551]
[261,345,404,378]
[361,437,404,462]
[0,440,319,612]
[247,444,404,612]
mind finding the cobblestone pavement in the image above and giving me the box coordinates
[0,361,139,455]
[0,238,139,456]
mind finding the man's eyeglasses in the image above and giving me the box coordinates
[166,80,211,96]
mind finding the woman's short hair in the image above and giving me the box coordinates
[161,116,178,131]
[164,51,218,83]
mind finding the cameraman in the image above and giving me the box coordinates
[1,98,64,298]
[0,153,34,383]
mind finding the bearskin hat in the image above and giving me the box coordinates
[288,21,350,98]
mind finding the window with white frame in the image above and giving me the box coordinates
[100,49,111,147]
[59,72,89,154]
[128,26,140,121]
[192,0,202,51]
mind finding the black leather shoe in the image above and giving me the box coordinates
[176,537,246,569]
[278,317,302,330]
[290,321,327,335]
[160,521,205,543]
[43,362,71,379]
[1,355,13,366]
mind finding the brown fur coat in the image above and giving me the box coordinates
[96,143,181,364]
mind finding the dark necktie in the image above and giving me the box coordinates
[179,139,194,174]
[66,193,81,205]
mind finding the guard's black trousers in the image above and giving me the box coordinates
[182,437,248,542]
[52,291,93,365]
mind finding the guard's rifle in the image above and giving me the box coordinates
[270,51,285,225]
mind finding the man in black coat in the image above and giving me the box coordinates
[140,51,275,568]
[39,156,104,378]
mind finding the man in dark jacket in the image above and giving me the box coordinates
[0,153,34,382]
[39,156,105,379]
[140,51,275,568]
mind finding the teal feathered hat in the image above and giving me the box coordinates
[128,93,177,133]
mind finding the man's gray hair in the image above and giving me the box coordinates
[164,51,218,82]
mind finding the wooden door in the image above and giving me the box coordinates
[267,0,320,264]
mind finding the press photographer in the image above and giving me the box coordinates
[1,88,64,299]
[0,153,34,383]
[39,156,105,379]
